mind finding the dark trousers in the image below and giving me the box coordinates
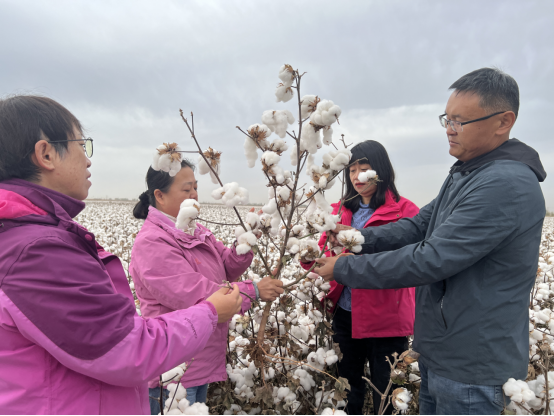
[332,307,409,415]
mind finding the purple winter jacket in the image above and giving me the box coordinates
[0,179,218,414]
[130,207,256,389]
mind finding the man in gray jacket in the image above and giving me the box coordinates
[314,68,547,415]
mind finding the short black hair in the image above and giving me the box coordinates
[449,67,519,118]
[133,159,196,220]
[342,140,400,214]
[0,95,83,182]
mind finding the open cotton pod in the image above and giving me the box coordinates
[152,142,183,177]
[176,200,200,235]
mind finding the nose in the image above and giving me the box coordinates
[87,157,92,168]
[191,190,198,201]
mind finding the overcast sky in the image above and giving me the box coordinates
[1,0,553,209]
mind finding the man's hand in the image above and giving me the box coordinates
[257,276,284,301]
[206,285,243,323]
[327,224,355,247]
[314,253,354,282]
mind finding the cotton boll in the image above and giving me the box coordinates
[300,95,319,118]
[166,409,183,415]
[287,237,300,254]
[301,123,322,154]
[161,366,185,385]
[198,157,210,175]
[183,403,210,415]
[310,100,342,127]
[330,149,351,171]
[278,64,295,86]
[244,138,259,168]
[167,383,187,401]
[322,127,333,145]
[177,399,191,413]
[337,229,365,253]
[392,387,412,411]
[269,138,289,154]
[238,231,257,247]
[261,151,281,167]
[262,110,295,139]
[152,145,167,170]
[358,170,377,183]
[275,84,294,103]
[237,244,252,255]
[290,144,298,166]
[262,198,278,215]
[245,212,260,230]
[176,200,200,234]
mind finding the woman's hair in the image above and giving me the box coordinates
[132,159,195,219]
[0,95,83,182]
[342,140,400,214]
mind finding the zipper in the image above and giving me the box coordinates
[440,296,448,329]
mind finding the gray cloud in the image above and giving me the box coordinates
[1,0,552,208]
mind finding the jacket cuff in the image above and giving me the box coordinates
[251,281,260,300]
[199,300,218,331]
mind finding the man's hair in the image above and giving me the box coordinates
[449,67,520,118]
[0,95,83,182]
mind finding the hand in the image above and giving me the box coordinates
[257,276,284,301]
[206,285,243,323]
[314,253,354,282]
[327,224,354,248]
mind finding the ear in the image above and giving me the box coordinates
[496,111,516,135]
[31,140,58,172]
[154,189,164,207]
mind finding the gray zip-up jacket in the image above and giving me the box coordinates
[334,139,546,385]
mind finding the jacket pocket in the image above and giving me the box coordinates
[440,296,448,330]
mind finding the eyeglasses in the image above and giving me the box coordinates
[439,112,506,133]
[48,137,93,158]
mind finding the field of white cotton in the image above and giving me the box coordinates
[75,202,554,415]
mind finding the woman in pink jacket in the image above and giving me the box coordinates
[130,158,283,413]
[0,95,242,414]
[304,140,419,415]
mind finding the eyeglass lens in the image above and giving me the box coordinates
[440,116,462,133]
[85,139,93,157]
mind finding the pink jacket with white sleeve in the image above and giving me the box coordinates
[130,206,256,388]
[0,179,218,414]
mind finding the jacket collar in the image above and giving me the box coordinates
[146,206,211,245]
[449,138,547,182]
[334,190,401,226]
[0,179,85,221]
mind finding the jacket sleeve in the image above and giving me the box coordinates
[334,176,519,289]
[357,198,434,255]
[135,234,254,313]
[208,233,254,282]
[0,236,218,387]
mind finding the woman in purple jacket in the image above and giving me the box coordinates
[130,157,284,413]
[0,95,243,414]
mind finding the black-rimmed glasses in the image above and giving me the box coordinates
[48,137,93,158]
[439,112,506,133]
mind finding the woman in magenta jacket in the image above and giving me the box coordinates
[305,140,418,415]
[130,159,284,413]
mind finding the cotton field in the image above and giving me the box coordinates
[75,202,554,415]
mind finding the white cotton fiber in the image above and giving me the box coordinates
[358,170,377,183]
